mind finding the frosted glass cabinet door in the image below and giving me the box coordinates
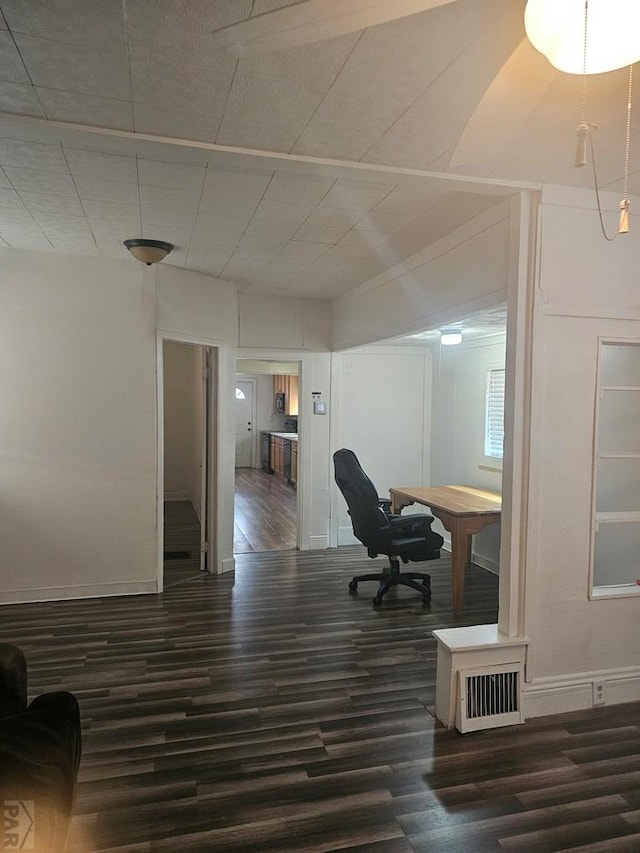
[594,522,640,586]
[596,458,640,512]
[597,391,640,454]
[600,342,640,386]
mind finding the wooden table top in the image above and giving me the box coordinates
[389,485,501,515]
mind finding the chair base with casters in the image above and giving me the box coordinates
[333,448,444,608]
[349,554,431,607]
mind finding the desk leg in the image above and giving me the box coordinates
[451,522,468,616]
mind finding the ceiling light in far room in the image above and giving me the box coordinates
[524,0,640,75]
[124,239,174,265]
[440,328,463,346]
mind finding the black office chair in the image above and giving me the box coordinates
[333,448,444,606]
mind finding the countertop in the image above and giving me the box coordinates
[268,432,298,441]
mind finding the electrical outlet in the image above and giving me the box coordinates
[593,681,606,706]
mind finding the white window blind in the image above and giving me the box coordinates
[485,368,505,458]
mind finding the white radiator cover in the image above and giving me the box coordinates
[456,664,524,733]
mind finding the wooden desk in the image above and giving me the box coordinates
[389,485,501,615]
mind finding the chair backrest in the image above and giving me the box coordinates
[333,448,390,553]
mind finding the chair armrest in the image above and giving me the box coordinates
[389,513,435,532]
[378,498,393,515]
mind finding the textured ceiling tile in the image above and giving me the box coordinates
[304,207,362,229]
[353,211,416,234]
[221,257,270,282]
[140,185,200,213]
[36,214,93,239]
[93,236,131,259]
[89,219,142,242]
[141,205,196,231]
[292,0,510,161]
[253,199,316,223]
[137,159,206,192]
[130,53,234,140]
[373,186,442,216]
[2,0,126,53]
[204,169,272,198]
[0,139,67,172]
[189,230,239,252]
[234,235,287,258]
[263,175,335,204]
[0,167,9,189]
[293,223,350,244]
[4,166,78,197]
[48,236,99,254]
[279,241,329,261]
[126,0,251,67]
[83,200,140,224]
[64,149,138,182]
[14,34,131,99]
[0,30,29,82]
[243,218,299,241]
[38,89,134,131]
[0,81,45,116]
[184,250,229,277]
[363,2,524,170]
[21,192,85,219]
[0,228,51,249]
[75,178,139,205]
[194,212,250,236]
[320,180,395,211]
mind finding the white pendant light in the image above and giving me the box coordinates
[525,0,640,75]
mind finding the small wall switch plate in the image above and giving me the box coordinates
[592,681,606,706]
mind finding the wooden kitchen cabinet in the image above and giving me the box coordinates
[270,434,285,475]
[273,374,299,416]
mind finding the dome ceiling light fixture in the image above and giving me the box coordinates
[124,238,174,265]
[440,329,463,346]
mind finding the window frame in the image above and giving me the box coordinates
[480,365,505,471]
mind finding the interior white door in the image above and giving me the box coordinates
[235,380,254,467]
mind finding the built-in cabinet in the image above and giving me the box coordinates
[273,374,298,415]
[267,432,297,488]
[592,340,640,593]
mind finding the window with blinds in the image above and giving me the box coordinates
[485,368,505,458]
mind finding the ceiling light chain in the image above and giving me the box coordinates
[619,62,634,233]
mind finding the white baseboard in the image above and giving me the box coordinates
[309,534,328,550]
[0,579,159,605]
[164,491,189,501]
[523,668,640,718]
[219,556,235,574]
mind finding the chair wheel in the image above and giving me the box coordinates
[422,578,430,587]
[348,579,358,593]
[373,594,383,607]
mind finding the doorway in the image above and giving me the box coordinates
[161,340,213,588]
[234,359,299,553]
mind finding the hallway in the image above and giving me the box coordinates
[234,467,297,553]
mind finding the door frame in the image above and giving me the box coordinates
[156,331,218,591]
[236,348,311,550]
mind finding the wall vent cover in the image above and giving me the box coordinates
[456,664,524,733]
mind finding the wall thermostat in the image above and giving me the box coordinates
[313,400,327,415]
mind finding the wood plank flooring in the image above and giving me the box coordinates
[163,501,202,589]
[234,467,297,553]
[2,550,639,852]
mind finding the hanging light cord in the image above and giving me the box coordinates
[586,64,633,242]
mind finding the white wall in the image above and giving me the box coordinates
[163,341,198,501]
[523,186,640,714]
[0,251,157,602]
[331,346,432,545]
[430,335,505,570]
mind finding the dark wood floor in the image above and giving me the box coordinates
[164,501,202,589]
[2,547,640,851]
[234,467,297,553]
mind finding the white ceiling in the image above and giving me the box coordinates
[0,0,635,302]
